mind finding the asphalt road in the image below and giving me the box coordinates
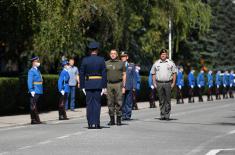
[0,99,235,155]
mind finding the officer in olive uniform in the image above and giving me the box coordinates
[27,56,43,124]
[106,49,126,126]
[80,41,107,129]
[121,51,137,121]
[151,49,177,120]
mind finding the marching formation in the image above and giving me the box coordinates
[175,67,235,104]
[27,41,235,128]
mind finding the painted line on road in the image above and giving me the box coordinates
[206,148,235,155]
[56,135,70,139]
[38,140,52,145]
[0,125,27,132]
[18,145,33,150]
[227,129,235,135]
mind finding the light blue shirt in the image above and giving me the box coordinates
[68,66,79,86]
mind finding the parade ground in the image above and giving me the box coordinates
[0,97,235,155]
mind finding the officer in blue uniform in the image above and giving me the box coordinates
[188,69,196,103]
[121,51,137,121]
[133,64,141,110]
[58,60,70,120]
[215,70,222,100]
[197,69,205,102]
[222,71,229,99]
[176,66,184,104]
[229,70,234,98]
[207,70,214,101]
[27,56,43,124]
[148,71,156,108]
[80,41,107,129]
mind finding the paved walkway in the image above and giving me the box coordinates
[0,96,210,128]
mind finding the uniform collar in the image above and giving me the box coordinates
[64,68,68,72]
[160,59,168,63]
[33,66,38,70]
[110,59,119,62]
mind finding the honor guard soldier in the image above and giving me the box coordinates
[215,70,222,100]
[106,49,126,126]
[176,66,184,104]
[121,51,137,121]
[148,71,157,108]
[58,60,70,120]
[207,70,214,101]
[188,69,196,103]
[151,49,177,120]
[229,70,234,98]
[133,64,141,110]
[222,71,229,99]
[80,41,107,129]
[27,56,43,124]
[197,69,205,102]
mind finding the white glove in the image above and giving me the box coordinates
[217,85,219,88]
[101,88,106,96]
[150,85,154,89]
[223,84,226,87]
[60,90,65,96]
[82,89,86,95]
[230,84,232,87]
[31,91,35,97]
[191,85,194,89]
[179,85,182,89]
[198,85,201,88]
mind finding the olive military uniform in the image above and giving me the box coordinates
[106,59,126,125]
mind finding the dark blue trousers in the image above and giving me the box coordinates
[122,90,133,119]
[86,89,102,125]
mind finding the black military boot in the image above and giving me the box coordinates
[116,116,122,126]
[108,116,115,126]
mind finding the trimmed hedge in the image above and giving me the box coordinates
[0,75,209,115]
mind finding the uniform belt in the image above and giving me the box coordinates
[156,80,172,83]
[88,76,102,80]
[108,80,122,84]
[33,82,43,85]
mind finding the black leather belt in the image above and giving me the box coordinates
[156,80,172,83]
[108,80,122,84]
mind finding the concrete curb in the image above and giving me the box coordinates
[0,95,227,128]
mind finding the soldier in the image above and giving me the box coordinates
[58,60,70,120]
[27,56,43,124]
[151,49,177,120]
[106,49,126,126]
[80,41,107,129]
[121,51,137,121]
[229,70,234,98]
[222,70,229,99]
[65,58,80,111]
[148,71,156,108]
[207,70,214,101]
[197,69,205,102]
[176,66,184,104]
[188,69,196,103]
[133,64,141,110]
[215,70,222,100]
